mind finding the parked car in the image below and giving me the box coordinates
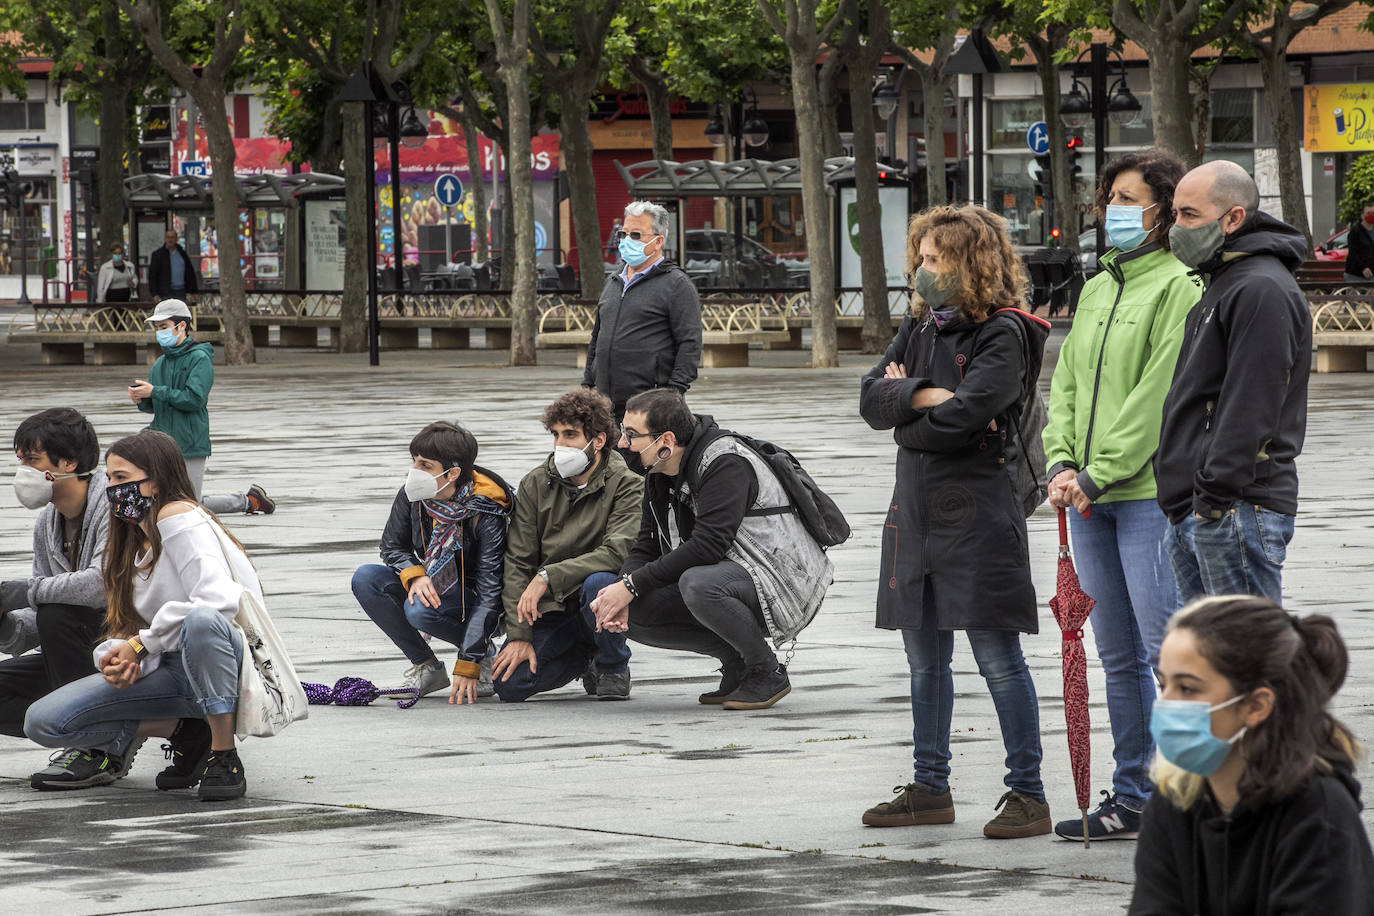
[1315,227,1349,262]
[682,229,806,289]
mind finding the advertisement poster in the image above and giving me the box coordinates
[837,185,909,290]
[304,199,347,290]
[1305,84,1374,152]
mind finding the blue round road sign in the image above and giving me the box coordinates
[1026,121,1050,155]
[434,173,463,207]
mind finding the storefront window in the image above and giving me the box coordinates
[989,99,1046,149]
[1210,89,1255,144]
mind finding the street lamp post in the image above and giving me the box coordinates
[706,89,768,287]
[1060,43,1142,260]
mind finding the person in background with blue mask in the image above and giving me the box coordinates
[1041,149,1201,843]
[96,242,138,304]
[1130,596,1373,915]
[127,299,274,517]
[490,390,642,702]
[582,201,701,426]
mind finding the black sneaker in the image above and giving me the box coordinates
[596,669,631,700]
[30,747,125,790]
[582,659,599,697]
[156,718,214,790]
[1054,790,1143,841]
[697,659,747,705]
[198,748,247,801]
[245,484,276,515]
[721,663,791,710]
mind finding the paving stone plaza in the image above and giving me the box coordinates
[1,323,1370,914]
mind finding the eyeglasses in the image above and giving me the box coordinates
[615,230,658,242]
[621,429,657,445]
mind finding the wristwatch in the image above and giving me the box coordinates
[127,635,149,660]
[537,568,549,585]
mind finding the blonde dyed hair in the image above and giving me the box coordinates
[903,205,1029,322]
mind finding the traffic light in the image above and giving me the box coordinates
[1049,227,1061,249]
[1066,135,1084,189]
[1032,154,1051,194]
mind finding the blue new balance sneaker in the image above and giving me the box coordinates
[1054,790,1143,841]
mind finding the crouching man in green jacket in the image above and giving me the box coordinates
[126,299,273,516]
[491,389,644,701]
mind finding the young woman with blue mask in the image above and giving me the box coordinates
[1131,596,1373,914]
[1041,149,1202,842]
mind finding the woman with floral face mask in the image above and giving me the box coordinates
[1041,149,1202,842]
[24,430,260,800]
[1131,596,1373,914]
[859,205,1052,839]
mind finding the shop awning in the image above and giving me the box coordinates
[615,156,897,198]
[123,172,346,210]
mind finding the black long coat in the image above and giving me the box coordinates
[860,311,1038,633]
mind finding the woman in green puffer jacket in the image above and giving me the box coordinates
[1042,149,1202,843]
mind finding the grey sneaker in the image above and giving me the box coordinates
[476,654,495,698]
[401,660,450,698]
[31,747,125,790]
[595,669,631,700]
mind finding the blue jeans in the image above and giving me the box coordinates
[494,572,627,702]
[1167,503,1294,605]
[902,597,1045,801]
[351,563,477,665]
[1069,498,1180,808]
[24,606,243,757]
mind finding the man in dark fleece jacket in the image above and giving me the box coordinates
[582,201,701,423]
[1154,160,1311,605]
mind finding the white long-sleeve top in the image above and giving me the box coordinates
[93,508,261,676]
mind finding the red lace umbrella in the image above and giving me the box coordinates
[1048,507,1097,848]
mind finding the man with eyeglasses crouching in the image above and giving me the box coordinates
[582,201,702,426]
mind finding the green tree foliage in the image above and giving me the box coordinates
[1339,153,1374,225]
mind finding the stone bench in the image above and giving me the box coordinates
[35,330,225,366]
[246,314,513,350]
[1310,296,1374,372]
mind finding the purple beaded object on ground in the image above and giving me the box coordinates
[301,677,420,709]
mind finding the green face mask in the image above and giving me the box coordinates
[913,267,958,309]
[1168,218,1225,270]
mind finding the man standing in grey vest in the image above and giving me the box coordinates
[582,202,701,424]
[591,389,833,710]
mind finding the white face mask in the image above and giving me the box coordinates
[553,442,596,479]
[13,465,77,510]
[404,467,450,502]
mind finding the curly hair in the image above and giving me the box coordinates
[1095,148,1187,250]
[543,388,619,450]
[903,205,1028,322]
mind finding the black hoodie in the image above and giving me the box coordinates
[1154,212,1311,524]
[1129,765,1374,915]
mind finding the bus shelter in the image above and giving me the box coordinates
[123,172,345,293]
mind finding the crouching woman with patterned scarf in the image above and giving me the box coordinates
[350,421,513,705]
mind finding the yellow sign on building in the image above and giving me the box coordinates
[1305,84,1374,152]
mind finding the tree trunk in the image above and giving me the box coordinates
[817,49,843,160]
[1033,37,1077,254]
[194,86,254,364]
[500,164,514,273]
[791,51,837,367]
[920,68,947,207]
[1193,65,1213,164]
[458,109,489,261]
[845,31,890,353]
[339,103,368,353]
[1143,40,1197,165]
[641,72,674,162]
[97,82,128,260]
[1256,42,1311,249]
[560,75,607,300]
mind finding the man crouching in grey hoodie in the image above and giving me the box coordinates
[2,408,126,790]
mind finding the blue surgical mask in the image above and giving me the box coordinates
[1104,202,1158,251]
[112,254,123,264]
[1150,693,1248,776]
[155,328,179,348]
[618,235,650,267]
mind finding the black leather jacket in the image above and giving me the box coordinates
[378,467,513,666]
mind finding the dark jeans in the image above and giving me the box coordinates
[351,563,477,665]
[627,561,775,669]
[494,572,627,702]
[0,603,105,737]
[1167,503,1295,605]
